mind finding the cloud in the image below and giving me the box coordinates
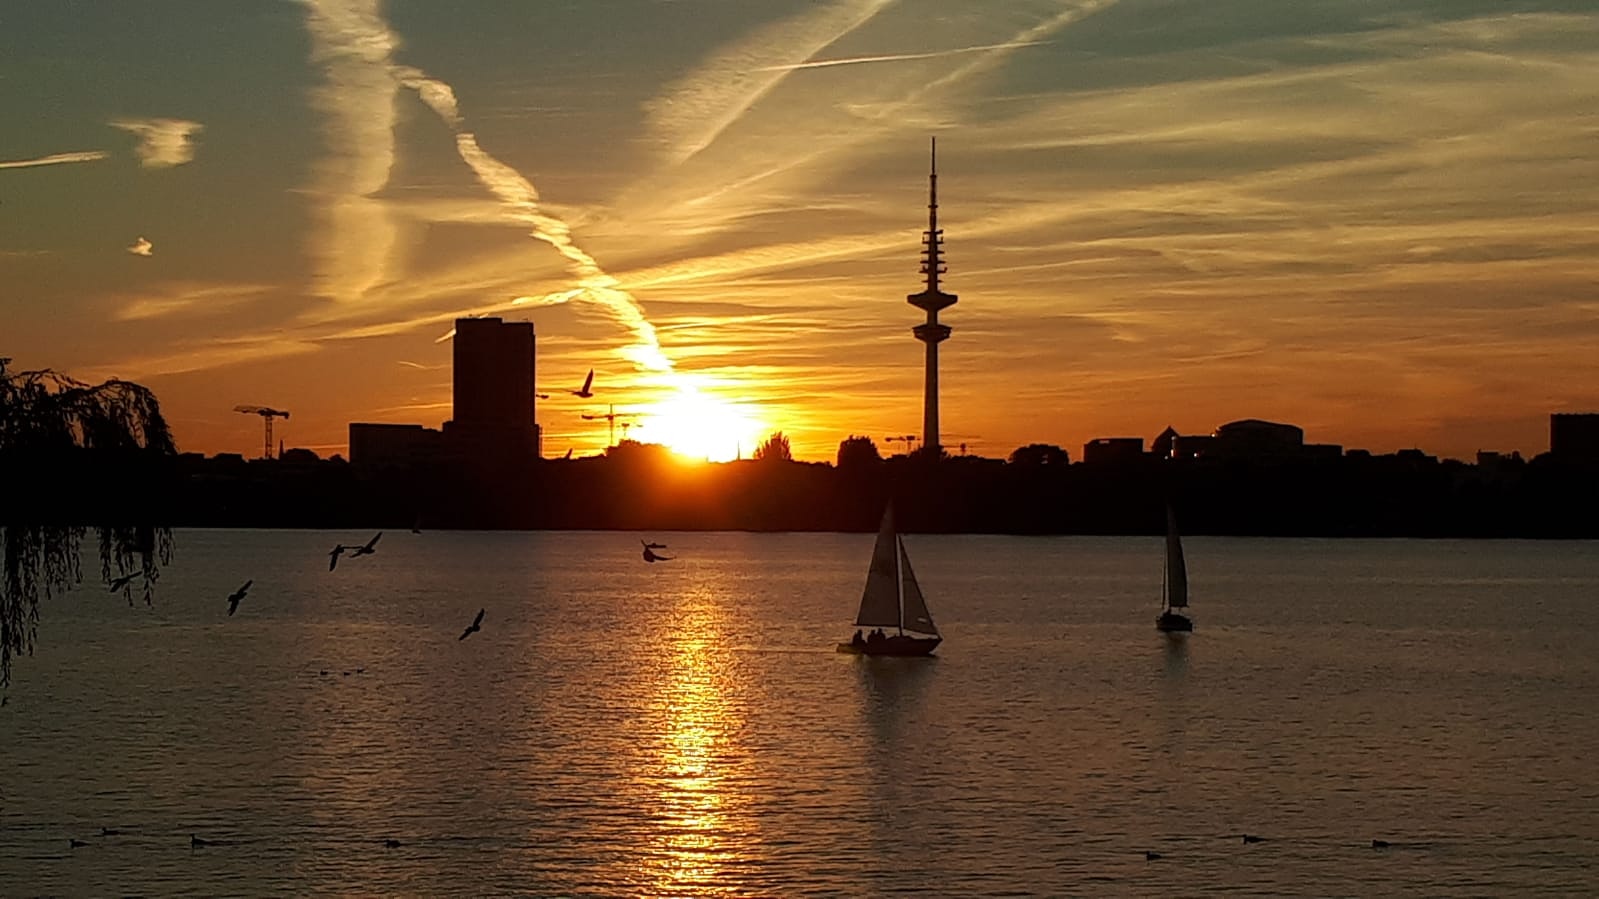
[0,151,108,169]
[109,118,204,168]
[115,283,270,321]
[296,0,405,303]
[127,237,154,257]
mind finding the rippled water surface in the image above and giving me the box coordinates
[4,530,1599,895]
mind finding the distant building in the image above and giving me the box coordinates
[1550,413,1599,461]
[349,423,444,469]
[1082,437,1144,465]
[1212,419,1304,457]
[1152,426,1180,459]
[1172,434,1216,459]
[442,317,542,464]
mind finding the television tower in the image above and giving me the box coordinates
[906,138,956,457]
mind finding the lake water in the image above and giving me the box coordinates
[2,530,1598,896]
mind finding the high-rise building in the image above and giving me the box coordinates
[443,317,541,463]
[906,138,957,457]
[1551,413,1599,461]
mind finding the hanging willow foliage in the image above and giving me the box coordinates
[0,358,176,687]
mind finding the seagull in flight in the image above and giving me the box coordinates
[226,580,252,616]
[349,532,382,558]
[328,544,347,571]
[570,369,595,399]
[641,539,668,550]
[459,608,485,641]
[107,572,141,592]
[643,546,672,563]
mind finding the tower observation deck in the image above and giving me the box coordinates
[906,138,956,457]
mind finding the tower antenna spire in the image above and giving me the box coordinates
[907,136,956,458]
[926,137,941,293]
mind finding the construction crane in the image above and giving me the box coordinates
[581,405,637,448]
[885,434,918,454]
[234,405,290,459]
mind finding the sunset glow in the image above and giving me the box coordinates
[631,388,769,463]
[4,3,1598,461]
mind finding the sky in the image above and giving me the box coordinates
[3,0,1597,462]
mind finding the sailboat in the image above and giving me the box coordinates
[837,505,942,656]
[1157,505,1194,633]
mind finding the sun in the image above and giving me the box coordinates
[631,388,766,462]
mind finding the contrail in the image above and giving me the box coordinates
[755,40,1050,72]
[646,0,895,165]
[298,1,675,376]
[0,151,108,169]
[401,69,674,372]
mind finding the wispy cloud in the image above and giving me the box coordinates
[127,237,154,257]
[0,151,107,169]
[109,117,204,168]
[115,283,270,321]
[296,0,404,303]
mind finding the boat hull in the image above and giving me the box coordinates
[837,635,941,657]
[1156,611,1193,633]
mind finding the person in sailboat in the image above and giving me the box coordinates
[852,630,865,649]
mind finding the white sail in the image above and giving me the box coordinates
[1166,506,1188,609]
[897,538,939,636]
[854,507,902,628]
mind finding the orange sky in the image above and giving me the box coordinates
[4,2,1598,461]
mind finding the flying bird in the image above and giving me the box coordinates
[328,544,347,571]
[226,580,252,616]
[349,532,382,558]
[535,392,551,400]
[1242,834,1266,844]
[570,369,595,399]
[383,838,402,848]
[107,572,140,592]
[70,838,89,848]
[641,540,667,550]
[191,834,214,848]
[459,608,485,640]
[643,546,672,563]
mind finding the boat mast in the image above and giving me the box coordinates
[1161,532,1169,613]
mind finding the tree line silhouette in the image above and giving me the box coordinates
[10,433,1597,538]
[7,364,1599,684]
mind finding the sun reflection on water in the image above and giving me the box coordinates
[641,584,755,895]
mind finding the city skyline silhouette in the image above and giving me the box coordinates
[4,3,1597,463]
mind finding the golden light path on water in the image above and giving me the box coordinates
[641,580,757,893]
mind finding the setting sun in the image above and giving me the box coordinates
[631,388,768,462]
